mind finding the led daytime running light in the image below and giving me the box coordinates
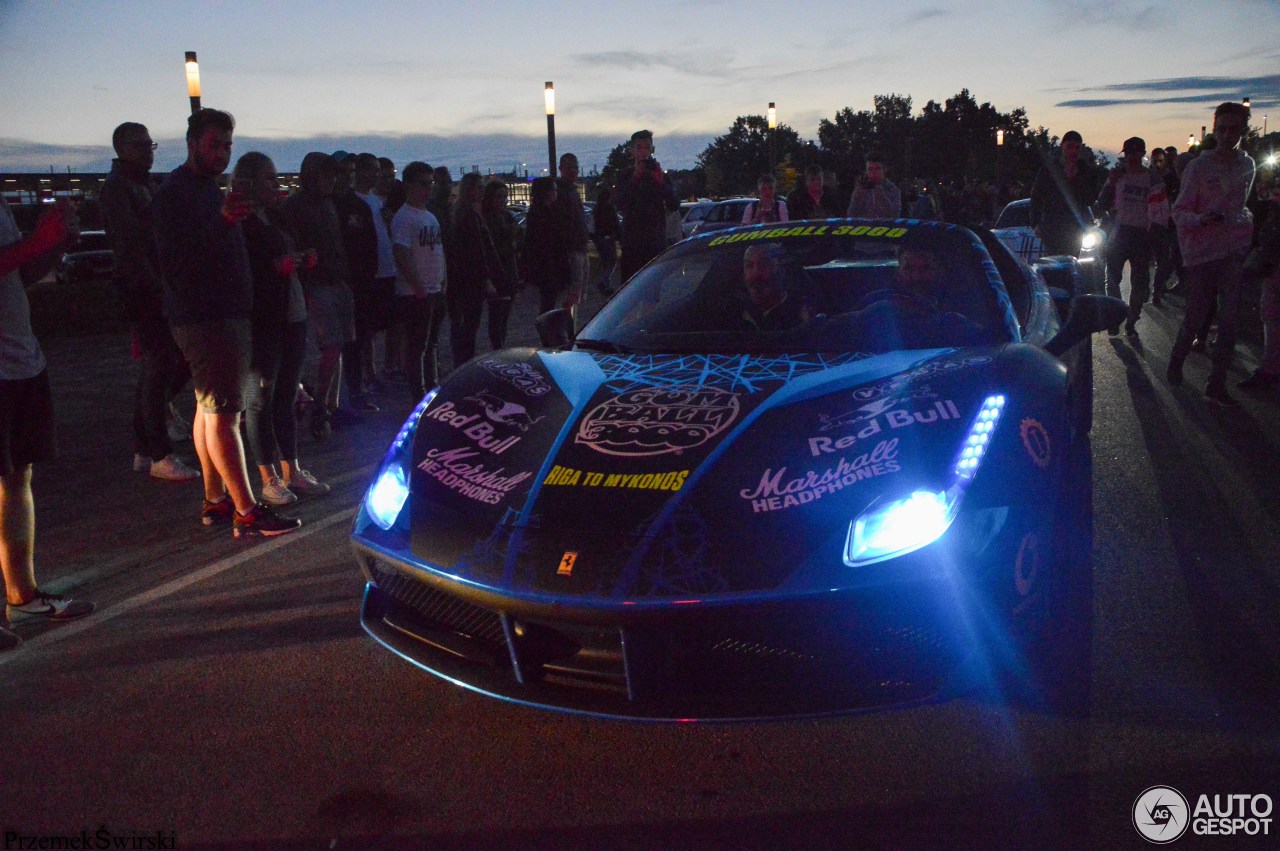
[953,394,1004,481]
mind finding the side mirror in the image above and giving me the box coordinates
[535,308,575,349]
[1045,294,1127,357]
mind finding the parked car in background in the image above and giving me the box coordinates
[680,200,716,238]
[687,198,752,236]
[55,230,115,285]
[993,199,1105,292]
[992,200,1043,264]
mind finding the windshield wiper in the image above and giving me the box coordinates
[574,338,633,354]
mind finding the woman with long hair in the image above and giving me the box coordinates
[232,151,330,506]
[522,176,570,314]
[482,181,520,349]
[448,172,499,367]
[592,184,619,295]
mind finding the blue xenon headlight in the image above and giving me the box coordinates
[844,394,1006,566]
[364,388,438,530]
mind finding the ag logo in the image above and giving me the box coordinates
[1133,786,1189,843]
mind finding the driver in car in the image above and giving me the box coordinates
[894,245,947,303]
[739,244,808,332]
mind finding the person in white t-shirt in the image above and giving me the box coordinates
[1,198,95,649]
[390,161,447,399]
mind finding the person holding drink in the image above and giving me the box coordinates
[152,108,301,537]
[233,152,330,508]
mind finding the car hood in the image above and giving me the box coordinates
[410,348,1004,601]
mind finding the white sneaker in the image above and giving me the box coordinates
[150,454,200,482]
[133,453,152,473]
[287,467,331,496]
[261,477,298,506]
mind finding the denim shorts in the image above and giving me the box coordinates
[171,318,252,414]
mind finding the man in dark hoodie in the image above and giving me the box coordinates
[329,151,379,413]
[152,108,300,537]
[284,151,357,437]
[100,121,198,482]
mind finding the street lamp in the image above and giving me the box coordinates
[184,51,201,115]
[1189,134,1196,149]
[545,81,557,177]
[767,102,777,173]
[1243,97,1251,110]
[995,129,1004,187]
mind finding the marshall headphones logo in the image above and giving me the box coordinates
[575,387,741,457]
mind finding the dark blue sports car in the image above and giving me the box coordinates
[352,219,1124,719]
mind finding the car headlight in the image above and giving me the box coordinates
[364,388,438,530]
[1080,227,1105,252]
[844,394,1006,566]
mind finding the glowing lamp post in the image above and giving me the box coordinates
[995,128,1005,187]
[767,102,777,172]
[1189,134,1196,150]
[545,82,557,177]
[184,51,201,115]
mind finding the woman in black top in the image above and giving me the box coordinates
[523,177,571,314]
[592,184,619,295]
[448,172,500,367]
[233,152,330,507]
[482,181,520,349]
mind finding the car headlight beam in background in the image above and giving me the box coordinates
[1080,227,1105,253]
[365,388,438,530]
[845,395,1006,566]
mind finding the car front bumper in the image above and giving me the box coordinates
[353,536,987,720]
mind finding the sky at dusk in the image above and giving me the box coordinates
[1,0,1277,175]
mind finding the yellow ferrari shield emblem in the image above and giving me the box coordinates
[557,551,578,576]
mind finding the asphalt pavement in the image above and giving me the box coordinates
[3,267,1280,849]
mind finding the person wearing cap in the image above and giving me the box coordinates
[1096,135,1164,336]
[283,151,357,438]
[1166,102,1257,406]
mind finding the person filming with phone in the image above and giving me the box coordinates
[846,151,902,219]
[615,129,679,285]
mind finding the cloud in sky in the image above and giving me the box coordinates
[1057,73,1280,109]
[572,50,734,79]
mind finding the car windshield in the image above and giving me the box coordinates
[995,203,1030,229]
[577,224,1014,355]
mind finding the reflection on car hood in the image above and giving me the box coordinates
[410,347,1003,601]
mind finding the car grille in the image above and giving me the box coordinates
[362,552,962,717]
[370,559,506,651]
